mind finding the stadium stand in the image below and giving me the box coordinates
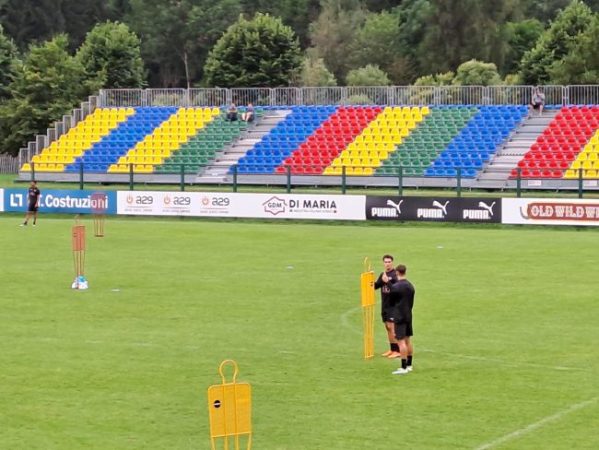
[277,106,382,175]
[108,107,220,173]
[324,106,425,176]
[67,107,178,173]
[21,108,134,173]
[428,105,528,178]
[232,106,337,174]
[155,114,249,174]
[376,106,473,177]
[21,103,599,183]
[510,106,599,179]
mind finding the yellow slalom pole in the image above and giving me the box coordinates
[360,258,375,359]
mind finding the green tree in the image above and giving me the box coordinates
[345,64,390,86]
[0,35,86,155]
[76,21,146,90]
[0,0,110,50]
[549,15,599,84]
[126,0,242,87]
[394,0,433,79]
[350,11,415,84]
[240,0,321,48]
[413,71,455,86]
[502,19,544,76]
[61,0,112,49]
[418,0,517,75]
[453,59,502,86]
[297,53,337,86]
[521,0,572,23]
[309,0,366,82]
[0,0,65,49]
[0,24,18,101]
[204,13,302,87]
[519,0,594,84]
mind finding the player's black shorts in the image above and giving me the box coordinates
[27,203,38,212]
[394,321,413,339]
[381,308,395,323]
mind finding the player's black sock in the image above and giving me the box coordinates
[401,359,407,369]
[390,343,399,352]
[407,355,413,366]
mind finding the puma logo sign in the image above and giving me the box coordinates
[432,200,449,215]
[371,199,404,218]
[417,200,450,219]
[478,201,496,216]
[386,199,404,214]
[463,201,497,220]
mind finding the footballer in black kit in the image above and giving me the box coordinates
[21,180,41,226]
[390,278,415,340]
[389,264,415,375]
[374,254,400,357]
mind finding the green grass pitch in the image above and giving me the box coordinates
[0,215,597,449]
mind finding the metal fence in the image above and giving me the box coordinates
[97,85,599,107]
[0,154,19,173]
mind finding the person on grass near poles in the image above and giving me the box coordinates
[374,254,400,358]
[390,264,415,375]
[21,180,40,227]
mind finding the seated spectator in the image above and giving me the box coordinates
[530,87,545,116]
[226,103,238,121]
[241,103,255,123]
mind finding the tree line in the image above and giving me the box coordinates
[0,0,598,155]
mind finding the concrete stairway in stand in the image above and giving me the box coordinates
[195,110,292,181]
[475,110,557,188]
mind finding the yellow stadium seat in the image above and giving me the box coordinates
[584,169,597,178]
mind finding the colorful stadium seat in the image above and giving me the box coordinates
[22,104,599,181]
[510,106,599,179]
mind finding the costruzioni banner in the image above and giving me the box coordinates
[3,189,116,214]
[502,198,599,226]
[117,191,366,221]
[365,196,502,223]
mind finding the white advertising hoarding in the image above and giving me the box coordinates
[117,191,196,216]
[502,198,599,227]
[117,191,366,221]
[0,189,4,212]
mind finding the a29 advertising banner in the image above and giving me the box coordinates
[116,191,366,221]
[502,198,599,226]
[365,196,502,223]
[3,189,116,215]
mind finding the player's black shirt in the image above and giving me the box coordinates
[374,269,398,312]
[390,279,415,323]
[28,187,40,206]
